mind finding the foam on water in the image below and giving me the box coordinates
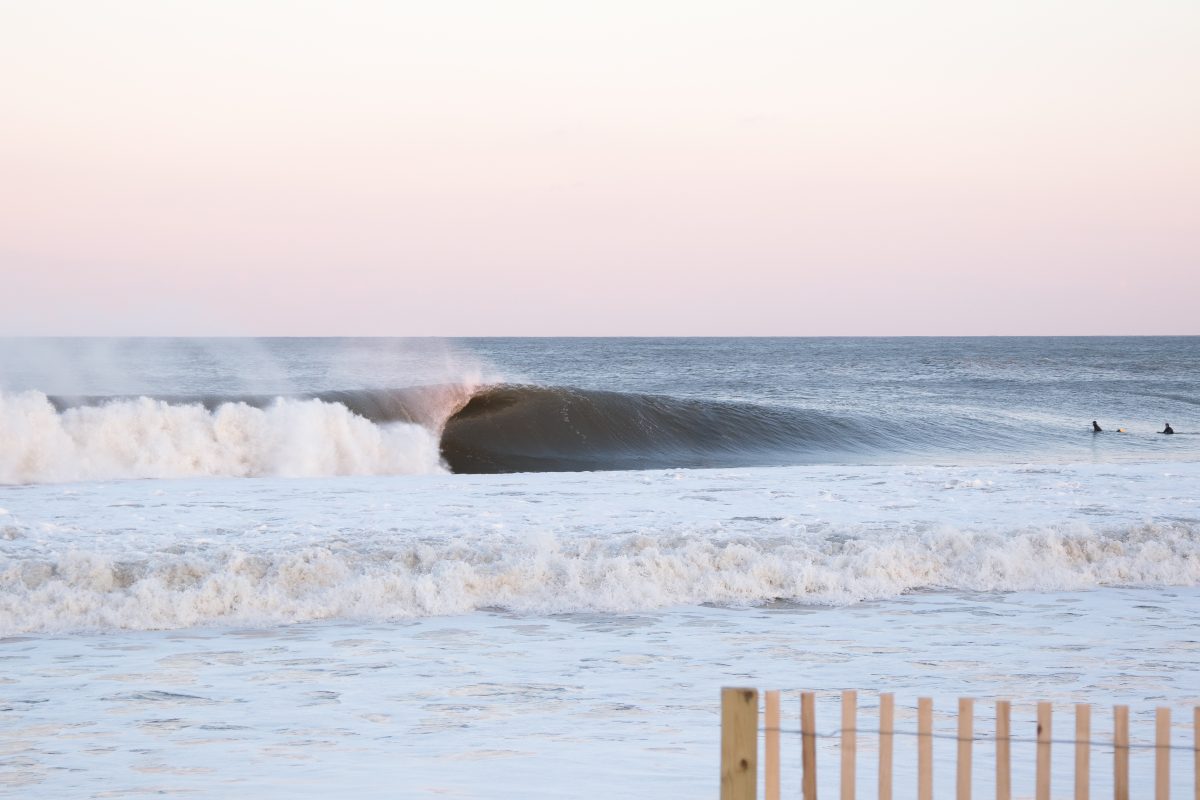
[2,339,1198,796]
[3,461,1198,634]
[4,334,1199,482]
[3,521,1198,634]
[5,592,1200,798]
[0,391,445,483]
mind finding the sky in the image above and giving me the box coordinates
[1,1,1197,335]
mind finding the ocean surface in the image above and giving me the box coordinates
[2,337,1198,798]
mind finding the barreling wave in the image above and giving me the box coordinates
[2,521,1197,633]
[438,385,908,472]
[2,382,1018,483]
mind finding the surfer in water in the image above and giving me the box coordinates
[1092,421,1102,432]
[1162,422,1175,434]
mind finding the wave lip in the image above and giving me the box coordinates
[46,384,473,428]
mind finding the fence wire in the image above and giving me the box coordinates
[757,726,1199,752]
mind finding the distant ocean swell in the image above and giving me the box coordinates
[2,522,1196,633]
[1,385,1014,483]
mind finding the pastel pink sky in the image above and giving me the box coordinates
[1,1,1197,335]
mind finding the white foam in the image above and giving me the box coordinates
[0,391,446,483]
[3,512,1199,633]
[3,460,1199,633]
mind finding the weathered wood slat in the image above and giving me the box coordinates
[997,700,1012,800]
[721,687,759,800]
[842,690,857,800]
[879,693,894,800]
[1114,705,1130,800]
[1157,707,1170,800]
[802,691,818,800]
[918,697,933,800]
[1037,702,1052,800]
[765,690,780,800]
[958,697,973,800]
[1076,703,1091,800]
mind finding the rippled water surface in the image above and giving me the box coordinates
[1,338,1198,797]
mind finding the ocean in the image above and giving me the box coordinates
[2,337,1198,797]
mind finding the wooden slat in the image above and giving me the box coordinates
[716,690,1200,800]
[958,697,973,800]
[802,691,818,800]
[1037,702,1052,800]
[879,693,894,800]
[765,690,781,800]
[721,688,759,800]
[842,690,857,800]
[1157,707,1170,800]
[997,700,1012,800]
[1114,705,1130,800]
[1076,703,1091,800]
[919,697,933,800]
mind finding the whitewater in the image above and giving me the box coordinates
[3,463,1200,633]
[2,337,1199,798]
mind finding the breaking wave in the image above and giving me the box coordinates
[438,385,904,472]
[2,522,1197,633]
[2,382,1024,483]
[0,390,448,483]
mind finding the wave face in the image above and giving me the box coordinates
[0,390,447,483]
[0,371,1182,482]
[440,385,898,473]
[4,335,1197,483]
[3,521,1197,633]
[3,383,919,482]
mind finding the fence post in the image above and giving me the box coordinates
[1076,703,1091,800]
[842,690,857,800]
[1114,705,1130,800]
[802,692,818,800]
[997,700,1011,800]
[879,693,894,800]
[1194,706,1198,800]
[958,697,973,800]
[1157,707,1170,800]
[721,688,759,800]
[1038,702,1052,800]
[765,690,780,800]
[919,697,933,800]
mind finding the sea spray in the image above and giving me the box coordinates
[0,391,446,483]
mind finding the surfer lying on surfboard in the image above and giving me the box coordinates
[1093,421,1176,434]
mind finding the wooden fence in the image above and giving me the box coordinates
[720,688,1200,800]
